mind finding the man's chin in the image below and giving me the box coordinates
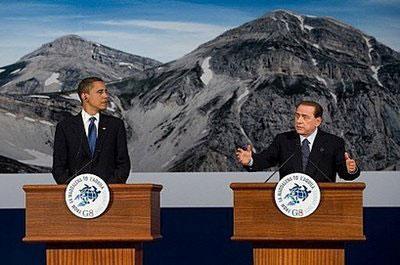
[98,105,108,111]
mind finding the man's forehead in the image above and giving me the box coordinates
[295,105,315,115]
[91,81,106,91]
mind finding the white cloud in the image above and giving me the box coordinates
[72,29,224,62]
[0,25,230,65]
[3,14,87,22]
[93,19,229,34]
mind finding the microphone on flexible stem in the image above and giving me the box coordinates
[63,148,100,184]
[264,149,300,183]
[73,132,83,162]
[307,159,333,182]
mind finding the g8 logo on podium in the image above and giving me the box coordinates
[274,173,320,218]
[65,174,110,219]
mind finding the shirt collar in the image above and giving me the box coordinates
[81,109,100,123]
[299,127,318,146]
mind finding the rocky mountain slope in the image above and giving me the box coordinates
[1,10,399,173]
[113,10,400,171]
[0,35,161,94]
[0,35,157,172]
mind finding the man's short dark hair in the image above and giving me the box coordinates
[296,101,323,118]
[77,77,104,101]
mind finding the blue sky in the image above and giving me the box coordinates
[0,0,399,66]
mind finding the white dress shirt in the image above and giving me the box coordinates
[299,127,318,152]
[81,109,99,137]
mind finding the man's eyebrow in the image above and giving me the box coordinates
[295,112,311,116]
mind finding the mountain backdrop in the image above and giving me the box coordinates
[1,10,399,173]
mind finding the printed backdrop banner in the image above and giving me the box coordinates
[0,1,399,173]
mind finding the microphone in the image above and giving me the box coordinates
[72,131,84,162]
[63,148,128,185]
[307,159,333,182]
[63,148,101,184]
[264,149,300,183]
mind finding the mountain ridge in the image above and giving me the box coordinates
[0,10,399,172]
[0,34,162,94]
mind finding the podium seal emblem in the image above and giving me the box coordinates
[274,173,320,218]
[65,174,110,219]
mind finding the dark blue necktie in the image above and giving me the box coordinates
[88,117,97,157]
[301,139,310,171]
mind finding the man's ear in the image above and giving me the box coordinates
[316,117,322,127]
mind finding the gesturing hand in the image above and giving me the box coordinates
[235,144,252,166]
[345,152,357,173]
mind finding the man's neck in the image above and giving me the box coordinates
[299,128,318,139]
[82,105,99,116]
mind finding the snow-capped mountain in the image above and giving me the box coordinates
[0,35,161,94]
[112,10,400,171]
[1,10,400,173]
[0,35,158,172]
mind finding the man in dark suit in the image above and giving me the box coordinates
[235,101,360,182]
[52,77,130,184]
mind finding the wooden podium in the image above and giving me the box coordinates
[23,184,162,265]
[230,183,365,265]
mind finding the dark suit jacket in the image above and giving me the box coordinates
[52,112,131,184]
[247,130,360,182]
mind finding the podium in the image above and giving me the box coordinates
[230,183,365,265]
[23,184,162,265]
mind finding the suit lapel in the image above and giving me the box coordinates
[94,114,109,157]
[305,130,324,176]
[72,113,91,157]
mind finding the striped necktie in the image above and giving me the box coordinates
[88,117,97,157]
[301,138,310,171]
